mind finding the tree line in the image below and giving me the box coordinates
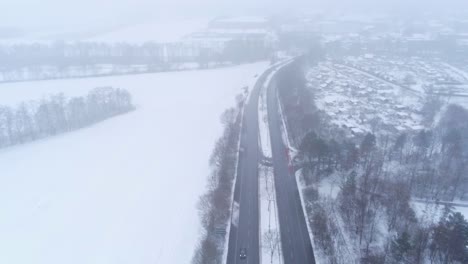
[192,93,245,264]
[0,87,134,148]
[0,40,270,68]
[0,40,271,83]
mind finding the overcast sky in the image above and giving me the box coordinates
[1,0,468,31]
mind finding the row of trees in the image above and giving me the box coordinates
[276,56,322,146]
[192,94,245,264]
[0,87,134,148]
[0,40,272,83]
[322,34,468,62]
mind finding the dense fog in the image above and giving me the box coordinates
[1,1,468,264]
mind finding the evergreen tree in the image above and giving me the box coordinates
[391,231,413,262]
[360,133,376,156]
[431,212,468,263]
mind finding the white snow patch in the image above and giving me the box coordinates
[296,171,323,264]
[412,200,468,225]
[260,165,283,264]
[232,202,240,228]
[317,172,342,199]
[457,207,468,219]
[258,74,272,159]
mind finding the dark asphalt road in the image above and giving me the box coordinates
[266,68,316,264]
[226,60,315,264]
[226,65,278,264]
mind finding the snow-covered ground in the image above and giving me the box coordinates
[258,78,282,264]
[458,207,468,218]
[307,61,424,137]
[296,173,324,264]
[0,16,271,45]
[0,19,211,45]
[301,172,360,264]
[0,62,269,264]
[260,165,282,264]
[258,72,272,159]
[342,55,468,109]
[86,19,210,44]
[412,201,468,225]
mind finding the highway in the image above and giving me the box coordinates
[266,65,316,264]
[226,60,315,264]
[226,64,278,264]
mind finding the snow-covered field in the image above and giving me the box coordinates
[0,62,269,264]
[87,19,210,44]
[0,19,211,45]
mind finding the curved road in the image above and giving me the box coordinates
[226,60,315,264]
[226,64,280,264]
[267,66,316,264]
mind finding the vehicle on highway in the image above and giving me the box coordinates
[239,247,247,260]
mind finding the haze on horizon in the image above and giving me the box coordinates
[1,0,468,32]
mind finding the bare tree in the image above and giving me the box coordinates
[263,230,280,263]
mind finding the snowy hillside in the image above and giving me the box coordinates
[0,62,268,264]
